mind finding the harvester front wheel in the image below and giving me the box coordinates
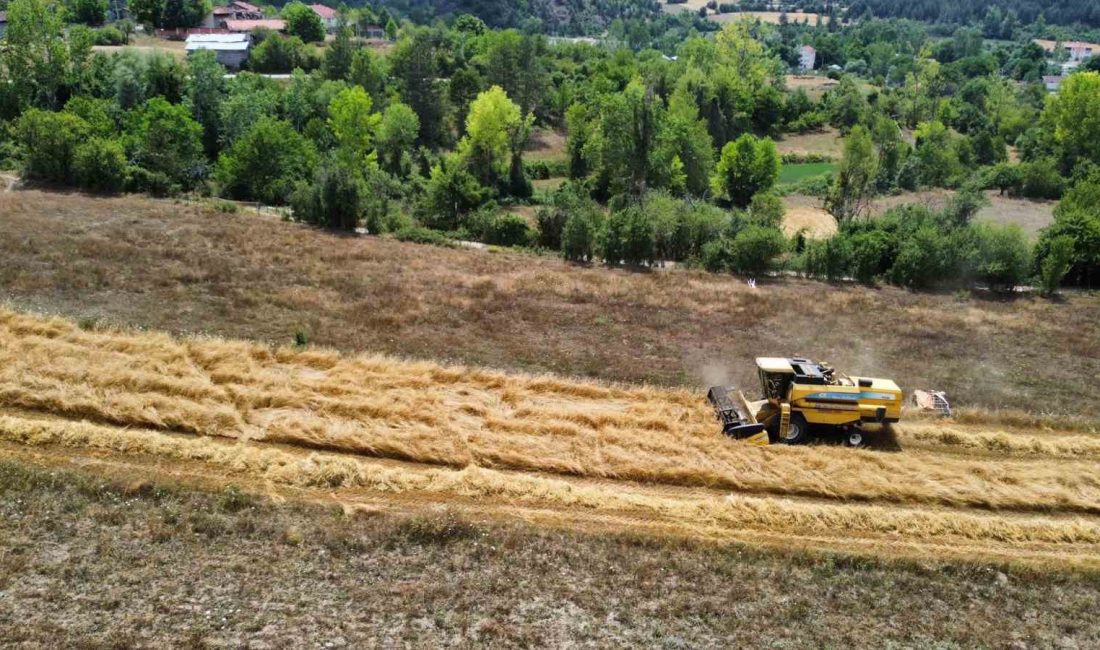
[780,413,810,445]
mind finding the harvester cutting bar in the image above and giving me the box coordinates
[707,385,766,439]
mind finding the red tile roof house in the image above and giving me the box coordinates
[309,4,339,32]
[202,0,264,29]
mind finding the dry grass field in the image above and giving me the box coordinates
[1,191,1097,419]
[6,458,1100,648]
[775,127,845,158]
[871,189,1056,239]
[523,127,568,163]
[782,189,1055,240]
[781,193,839,238]
[91,34,189,60]
[785,74,840,99]
[660,0,711,14]
[709,11,831,25]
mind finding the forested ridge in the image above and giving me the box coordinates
[844,0,1100,30]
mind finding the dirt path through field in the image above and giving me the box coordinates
[2,308,1099,569]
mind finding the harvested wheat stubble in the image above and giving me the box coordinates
[4,413,1100,561]
[2,308,1100,517]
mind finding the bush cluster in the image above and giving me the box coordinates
[798,199,1033,290]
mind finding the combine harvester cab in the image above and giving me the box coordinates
[709,357,903,447]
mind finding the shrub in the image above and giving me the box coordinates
[1034,178,1100,287]
[780,153,834,164]
[73,137,127,193]
[290,161,364,231]
[800,238,829,279]
[785,173,832,197]
[659,201,728,262]
[889,225,948,289]
[93,26,126,45]
[127,97,206,191]
[249,35,314,74]
[847,229,893,284]
[972,223,1031,290]
[701,237,734,272]
[986,163,1021,196]
[395,225,454,247]
[748,191,785,228]
[15,109,89,184]
[728,225,786,275]
[1017,158,1064,200]
[788,110,827,133]
[536,182,595,250]
[1039,235,1074,295]
[561,209,604,262]
[419,157,491,231]
[524,158,570,180]
[604,207,656,266]
[125,166,175,196]
[216,117,318,205]
[468,211,533,247]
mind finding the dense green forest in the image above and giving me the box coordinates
[1,0,1098,290]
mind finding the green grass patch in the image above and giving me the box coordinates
[779,162,837,185]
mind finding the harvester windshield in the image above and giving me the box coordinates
[755,357,794,402]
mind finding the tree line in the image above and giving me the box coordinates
[0,0,1097,291]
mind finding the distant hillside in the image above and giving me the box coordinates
[846,0,1100,29]
[374,0,662,34]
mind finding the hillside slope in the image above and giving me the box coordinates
[2,191,1098,420]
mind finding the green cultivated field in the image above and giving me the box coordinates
[779,162,837,185]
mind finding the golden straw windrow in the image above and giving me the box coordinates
[3,412,1100,567]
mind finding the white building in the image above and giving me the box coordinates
[309,4,339,32]
[798,45,817,71]
[186,33,252,70]
[1065,41,1096,63]
[1043,75,1065,92]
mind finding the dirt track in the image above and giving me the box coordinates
[2,308,1099,570]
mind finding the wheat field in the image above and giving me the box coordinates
[2,307,1100,566]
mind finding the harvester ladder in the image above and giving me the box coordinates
[779,403,791,439]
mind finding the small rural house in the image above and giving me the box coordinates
[309,4,339,32]
[202,0,264,28]
[798,45,817,71]
[1043,75,1065,92]
[186,33,252,70]
[362,23,385,39]
[1065,41,1096,63]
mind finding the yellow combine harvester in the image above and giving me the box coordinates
[707,357,902,447]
